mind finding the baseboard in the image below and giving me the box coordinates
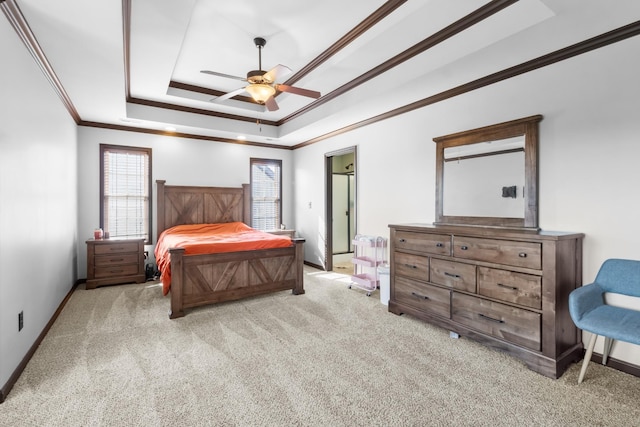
[304,260,324,270]
[0,280,80,403]
[589,352,640,378]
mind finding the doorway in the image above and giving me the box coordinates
[325,147,357,272]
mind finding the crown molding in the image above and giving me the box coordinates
[1,0,81,123]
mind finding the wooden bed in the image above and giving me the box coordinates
[156,180,305,319]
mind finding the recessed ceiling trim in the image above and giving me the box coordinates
[127,97,279,127]
[1,0,81,123]
[169,81,258,104]
[283,0,408,87]
[278,0,519,126]
[79,120,291,150]
[294,20,640,149]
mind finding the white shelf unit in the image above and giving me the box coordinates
[349,234,387,296]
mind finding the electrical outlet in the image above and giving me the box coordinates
[18,311,24,331]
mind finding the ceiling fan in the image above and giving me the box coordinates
[201,37,321,112]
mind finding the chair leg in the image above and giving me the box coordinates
[578,333,598,384]
[602,337,614,365]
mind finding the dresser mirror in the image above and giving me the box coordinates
[433,115,542,229]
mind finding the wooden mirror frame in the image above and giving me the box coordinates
[433,115,542,229]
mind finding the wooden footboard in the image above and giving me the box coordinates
[168,238,305,319]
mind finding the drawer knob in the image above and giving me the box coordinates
[478,313,504,324]
[519,252,527,258]
[444,272,460,279]
[460,246,468,250]
[399,238,406,243]
[498,283,518,291]
[436,243,444,248]
[411,292,430,300]
[404,264,418,269]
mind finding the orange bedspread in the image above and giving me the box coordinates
[155,222,293,295]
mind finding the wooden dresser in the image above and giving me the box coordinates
[86,238,146,289]
[388,223,584,378]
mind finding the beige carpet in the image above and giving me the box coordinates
[1,266,639,426]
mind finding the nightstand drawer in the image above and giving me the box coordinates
[95,253,140,267]
[94,241,140,255]
[94,263,140,279]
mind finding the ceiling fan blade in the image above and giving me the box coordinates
[201,70,247,82]
[277,84,321,99]
[262,64,292,84]
[211,87,247,103]
[265,96,279,112]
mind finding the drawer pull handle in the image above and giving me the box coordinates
[497,283,518,291]
[444,272,460,279]
[404,264,418,269]
[110,247,124,251]
[436,243,444,248]
[399,238,406,243]
[411,292,429,300]
[478,313,504,324]
[109,270,124,274]
[519,252,527,258]
[460,246,468,250]
[111,258,124,262]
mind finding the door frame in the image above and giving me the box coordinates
[325,146,357,271]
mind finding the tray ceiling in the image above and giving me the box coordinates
[4,0,640,147]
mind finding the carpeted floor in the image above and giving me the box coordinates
[1,266,639,426]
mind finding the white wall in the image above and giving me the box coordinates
[293,36,640,365]
[0,20,78,388]
[77,128,294,277]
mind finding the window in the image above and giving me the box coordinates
[250,158,282,231]
[100,144,152,243]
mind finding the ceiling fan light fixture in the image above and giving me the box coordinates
[245,83,276,104]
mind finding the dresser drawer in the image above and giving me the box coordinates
[477,267,542,309]
[394,276,451,318]
[94,241,140,255]
[430,258,476,293]
[394,252,429,281]
[95,253,140,267]
[94,263,140,279]
[453,236,541,270]
[394,231,450,256]
[452,293,541,351]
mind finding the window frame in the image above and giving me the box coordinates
[250,158,282,231]
[99,144,152,244]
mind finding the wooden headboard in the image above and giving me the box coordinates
[156,180,251,240]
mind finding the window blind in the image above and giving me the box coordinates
[101,145,151,241]
[251,159,282,231]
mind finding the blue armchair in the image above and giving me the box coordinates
[568,258,640,383]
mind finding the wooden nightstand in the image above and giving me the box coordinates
[86,238,145,289]
[266,229,296,239]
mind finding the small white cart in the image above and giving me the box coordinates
[349,234,387,296]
